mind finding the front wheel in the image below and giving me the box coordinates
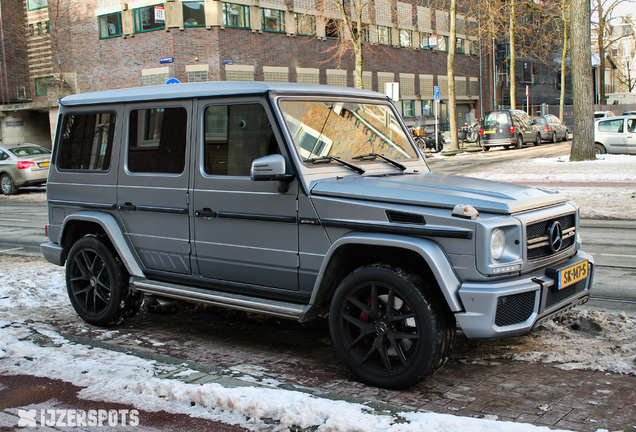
[0,174,18,195]
[515,136,523,149]
[551,131,557,143]
[329,265,455,389]
[535,134,542,146]
[66,236,142,326]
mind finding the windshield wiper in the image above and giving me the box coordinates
[307,156,365,175]
[351,153,407,172]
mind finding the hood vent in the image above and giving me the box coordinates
[386,211,426,225]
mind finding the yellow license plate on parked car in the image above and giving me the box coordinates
[558,261,589,290]
[485,130,495,134]
[39,162,50,167]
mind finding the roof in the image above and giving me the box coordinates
[59,81,387,106]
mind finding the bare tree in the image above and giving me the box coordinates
[615,55,636,91]
[0,2,30,104]
[508,0,516,109]
[570,0,595,161]
[330,0,370,89]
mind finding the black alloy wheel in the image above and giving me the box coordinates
[329,265,454,389]
[66,236,142,326]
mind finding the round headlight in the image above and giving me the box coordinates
[490,228,505,261]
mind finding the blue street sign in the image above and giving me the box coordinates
[160,57,174,64]
[165,78,181,84]
[434,86,440,102]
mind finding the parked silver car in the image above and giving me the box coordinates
[594,115,636,155]
[532,115,569,143]
[0,143,51,195]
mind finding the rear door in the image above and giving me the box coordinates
[192,98,299,290]
[482,111,510,143]
[117,101,192,274]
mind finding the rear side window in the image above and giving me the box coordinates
[597,119,623,133]
[57,113,115,171]
[484,112,509,127]
[534,118,547,126]
[128,107,187,174]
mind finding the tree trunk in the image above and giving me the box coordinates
[570,0,595,161]
[509,0,516,110]
[596,0,606,105]
[448,0,458,150]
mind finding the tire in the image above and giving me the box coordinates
[535,134,542,146]
[66,236,142,326]
[482,145,490,152]
[594,143,607,155]
[436,142,444,152]
[0,174,18,195]
[329,265,455,389]
[551,131,557,143]
[515,136,523,149]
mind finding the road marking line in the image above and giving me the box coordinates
[0,218,28,222]
[0,247,24,253]
[600,253,636,258]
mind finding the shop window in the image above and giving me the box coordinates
[262,9,285,32]
[184,1,205,27]
[223,3,250,29]
[134,5,166,33]
[377,25,391,45]
[295,13,316,36]
[98,13,122,38]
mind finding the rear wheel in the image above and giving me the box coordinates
[551,131,557,143]
[66,236,142,326]
[535,134,542,146]
[515,136,523,149]
[594,143,607,155]
[0,174,18,195]
[482,145,490,152]
[329,265,455,389]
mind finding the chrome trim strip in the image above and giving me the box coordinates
[48,200,117,210]
[321,219,472,239]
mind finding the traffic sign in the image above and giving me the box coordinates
[434,86,440,102]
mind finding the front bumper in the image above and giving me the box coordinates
[455,250,594,339]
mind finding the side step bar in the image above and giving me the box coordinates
[131,277,306,320]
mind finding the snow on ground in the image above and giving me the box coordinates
[1,254,635,431]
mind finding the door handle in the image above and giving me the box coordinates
[118,202,136,212]
[195,208,217,218]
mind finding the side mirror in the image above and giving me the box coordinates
[251,154,295,193]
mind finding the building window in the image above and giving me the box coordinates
[29,24,34,36]
[362,73,372,90]
[45,21,50,33]
[402,100,415,117]
[399,29,412,47]
[262,9,285,32]
[142,71,169,86]
[377,25,391,45]
[352,23,369,42]
[295,14,316,36]
[134,5,166,33]
[98,13,122,38]
[183,1,205,27]
[223,3,250,29]
[34,76,52,97]
[264,67,289,82]
[437,35,448,52]
[225,65,255,81]
[327,71,348,87]
[188,70,208,82]
[297,68,320,84]
[420,32,431,49]
[523,62,535,83]
[325,19,342,39]
[17,86,27,100]
[470,40,479,56]
[422,100,434,116]
[27,0,47,11]
[37,22,42,34]
[456,38,464,54]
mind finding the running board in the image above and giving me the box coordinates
[130,277,306,320]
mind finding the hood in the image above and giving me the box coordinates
[309,172,568,215]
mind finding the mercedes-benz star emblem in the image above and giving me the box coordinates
[548,221,563,253]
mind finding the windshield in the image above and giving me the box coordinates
[279,100,418,163]
[9,146,51,157]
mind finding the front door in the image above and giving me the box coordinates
[192,98,299,290]
[117,101,192,274]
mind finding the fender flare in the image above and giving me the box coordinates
[301,232,463,321]
[60,211,145,277]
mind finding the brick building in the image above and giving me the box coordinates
[1,0,488,149]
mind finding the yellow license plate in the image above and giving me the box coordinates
[558,261,589,290]
[485,130,496,134]
[39,162,50,167]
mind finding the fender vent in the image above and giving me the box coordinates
[386,211,425,225]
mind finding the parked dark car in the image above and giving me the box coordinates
[533,114,569,143]
[0,143,51,195]
[480,110,541,151]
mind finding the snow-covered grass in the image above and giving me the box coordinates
[1,255,634,431]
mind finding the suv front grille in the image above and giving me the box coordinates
[526,214,576,261]
[546,279,587,309]
[495,291,536,327]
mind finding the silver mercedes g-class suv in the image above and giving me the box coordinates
[41,82,593,389]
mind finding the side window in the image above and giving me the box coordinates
[128,107,187,174]
[203,103,279,176]
[0,150,7,160]
[598,119,623,133]
[628,119,636,133]
[57,113,115,171]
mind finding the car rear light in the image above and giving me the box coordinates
[544,126,550,131]
[479,128,483,136]
[17,161,35,169]
[510,125,515,134]
[45,224,48,237]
